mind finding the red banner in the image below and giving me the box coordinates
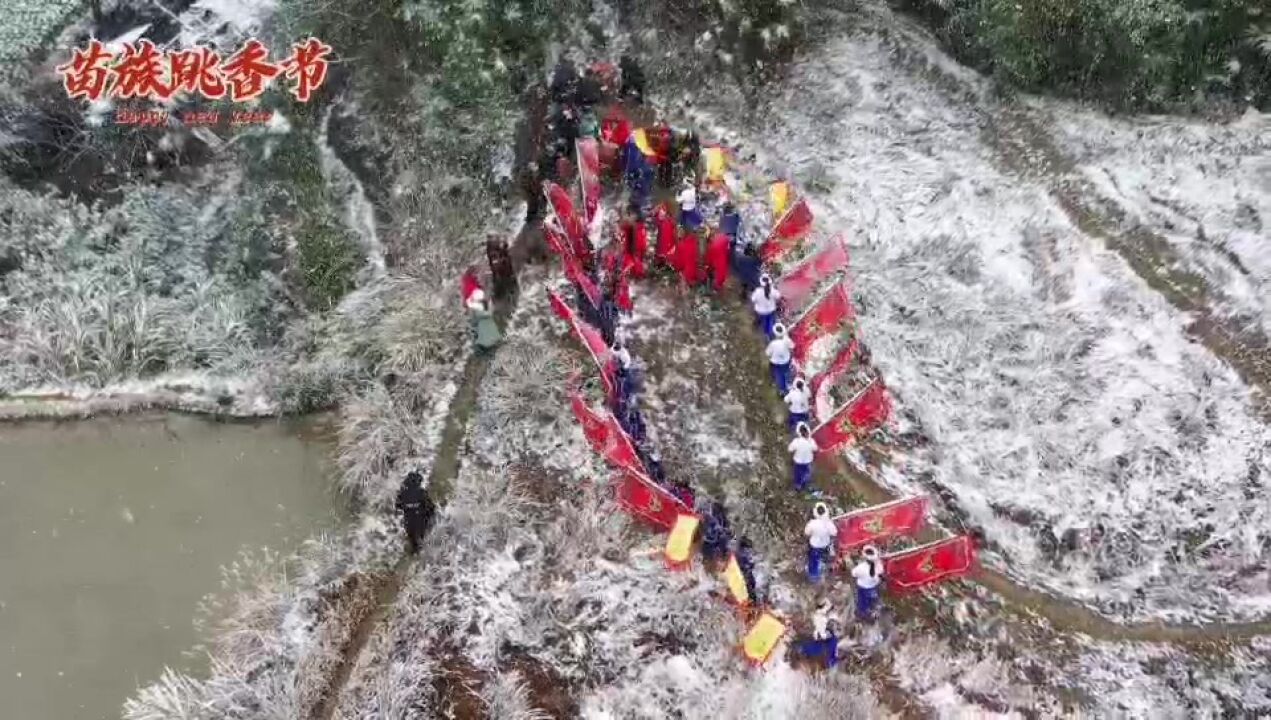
[562,249,602,310]
[615,468,688,531]
[544,225,570,259]
[790,281,854,365]
[834,496,928,552]
[760,198,813,262]
[809,337,858,419]
[577,138,602,226]
[777,236,848,311]
[547,289,614,396]
[568,374,640,471]
[883,535,977,592]
[545,181,589,259]
[812,377,890,452]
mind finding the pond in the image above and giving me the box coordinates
[0,414,346,720]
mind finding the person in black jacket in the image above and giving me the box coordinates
[396,470,435,555]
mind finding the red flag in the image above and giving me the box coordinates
[883,535,977,592]
[604,414,643,472]
[545,182,589,260]
[544,225,571,259]
[847,378,891,429]
[760,198,813,262]
[570,381,612,452]
[615,468,689,531]
[562,250,602,309]
[577,138,602,225]
[705,232,730,292]
[547,291,615,396]
[777,236,849,311]
[602,107,632,146]
[809,337,858,420]
[460,267,482,304]
[619,221,648,279]
[673,230,700,286]
[790,281,854,365]
[833,496,928,552]
[809,337,858,405]
[812,378,890,452]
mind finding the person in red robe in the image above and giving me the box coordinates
[653,204,677,264]
[705,231,730,292]
[673,229,701,286]
[619,211,649,279]
[602,246,634,312]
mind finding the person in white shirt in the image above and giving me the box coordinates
[851,545,885,620]
[784,376,810,430]
[765,323,795,395]
[676,179,702,230]
[788,421,819,492]
[803,501,837,582]
[804,599,840,668]
[749,274,781,338]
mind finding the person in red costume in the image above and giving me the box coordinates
[653,203,676,264]
[705,231,730,292]
[618,210,649,279]
[673,228,700,287]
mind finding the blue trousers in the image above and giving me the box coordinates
[756,310,776,338]
[788,410,809,431]
[807,545,830,582]
[793,461,813,491]
[800,634,839,668]
[770,361,791,395]
[856,585,881,620]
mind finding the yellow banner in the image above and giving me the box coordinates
[769,181,791,218]
[741,612,785,666]
[704,147,727,183]
[723,553,750,605]
[664,514,699,568]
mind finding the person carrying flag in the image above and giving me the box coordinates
[645,448,667,485]
[750,274,781,338]
[653,203,677,264]
[788,421,818,491]
[766,323,795,395]
[784,377,811,430]
[735,536,761,605]
[803,501,837,582]
[466,289,501,353]
[851,545,885,621]
[801,599,839,669]
[619,211,649,279]
[700,501,732,568]
[673,227,701,287]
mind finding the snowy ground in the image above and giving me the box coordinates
[667,5,1271,624]
[1042,103,1271,338]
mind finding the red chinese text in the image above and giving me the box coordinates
[57,37,331,103]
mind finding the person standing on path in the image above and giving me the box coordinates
[851,545,885,621]
[735,536,761,606]
[789,421,819,492]
[486,234,517,300]
[700,501,732,568]
[466,289,501,353]
[802,599,839,669]
[784,377,811,430]
[676,178,701,231]
[653,203,677,264]
[395,470,435,555]
[766,323,795,395]
[804,501,837,582]
[705,230,730,293]
[750,274,780,338]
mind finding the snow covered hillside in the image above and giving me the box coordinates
[681,5,1270,623]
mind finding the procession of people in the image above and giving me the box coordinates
[415,54,916,677]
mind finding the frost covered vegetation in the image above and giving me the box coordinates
[898,0,1271,110]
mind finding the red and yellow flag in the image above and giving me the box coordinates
[759,197,813,262]
[777,235,849,312]
[615,468,689,531]
[833,496,928,551]
[882,535,977,592]
[790,281,854,366]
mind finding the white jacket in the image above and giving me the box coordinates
[804,516,837,549]
[766,336,794,365]
[784,385,810,414]
[852,559,884,590]
[750,286,780,316]
[677,186,697,211]
[789,436,818,465]
[812,607,832,640]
